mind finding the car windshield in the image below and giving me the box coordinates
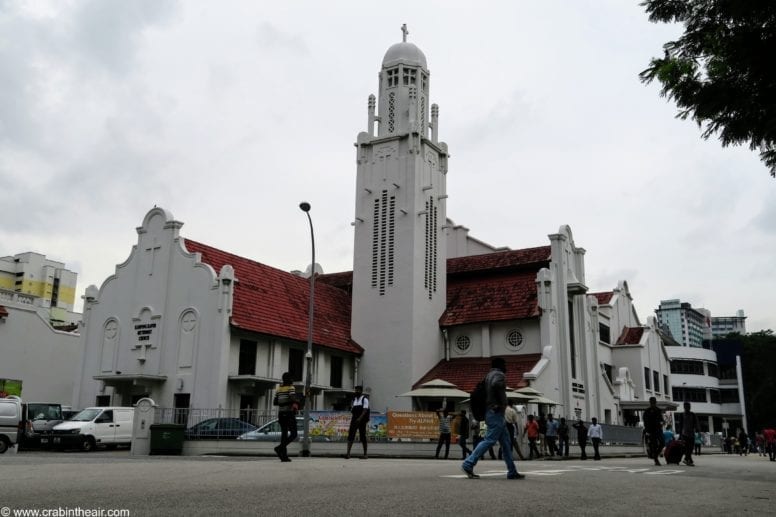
[70,409,102,422]
[28,404,62,421]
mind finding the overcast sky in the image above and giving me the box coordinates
[1,1,774,332]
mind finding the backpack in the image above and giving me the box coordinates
[470,378,488,422]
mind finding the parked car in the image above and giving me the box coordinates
[184,418,257,440]
[45,407,133,451]
[0,396,23,454]
[20,402,64,449]
[236,417,328,441]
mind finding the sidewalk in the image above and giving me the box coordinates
[179,440,686,459]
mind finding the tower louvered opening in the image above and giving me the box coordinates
[371,190,396,295]
[424,196,438,299]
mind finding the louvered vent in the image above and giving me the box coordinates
[371,190,396,295]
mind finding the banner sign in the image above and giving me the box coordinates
[387,411,439,440]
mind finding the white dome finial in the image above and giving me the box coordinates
[401,23,408,42]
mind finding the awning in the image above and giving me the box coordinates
[528,396,562,406]
[399,379,470,399]
[620,400,679,411]
[227,375,278,387]
[93,374,167,385]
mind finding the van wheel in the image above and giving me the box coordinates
[0,438,9,454]
[81,437,96,452]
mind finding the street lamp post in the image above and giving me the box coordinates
[299,201,315,457]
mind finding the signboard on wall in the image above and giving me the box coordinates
[387,411,439,440]
[0,378,23,398]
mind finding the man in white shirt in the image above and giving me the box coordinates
[587,417,603,460]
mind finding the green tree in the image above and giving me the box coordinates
[739,330,776,430]
[640,1,776,177]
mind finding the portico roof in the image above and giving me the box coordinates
[414,354,541,392]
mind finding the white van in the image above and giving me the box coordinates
[0,396,23,454]
[46,407,133,451]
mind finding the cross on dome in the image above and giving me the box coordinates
[401,23,408,42]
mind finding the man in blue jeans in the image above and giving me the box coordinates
[461,357,524,480]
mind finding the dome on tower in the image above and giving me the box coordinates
[382,42,427,69]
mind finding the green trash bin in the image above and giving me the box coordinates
[149,423,186,455]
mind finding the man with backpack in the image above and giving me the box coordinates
[461,357,524,480]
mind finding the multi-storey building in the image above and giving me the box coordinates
[0,252,78,324]
[711,310,747,337]
[0,254,82,405]
[655,299,709,348]
[654,299,746,435]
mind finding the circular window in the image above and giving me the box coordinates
[506,329,524,351]
[455,335,471,353]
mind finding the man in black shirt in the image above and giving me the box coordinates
[643,396,665,466]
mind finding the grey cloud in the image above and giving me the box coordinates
[255,22,309,55]
[70,0,179,76]
[752,195,776,235]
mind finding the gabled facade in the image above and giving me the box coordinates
[591,281,673,425]
[73,207,363,412]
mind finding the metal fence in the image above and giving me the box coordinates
[153,407,279,440]
[156,408,652,445]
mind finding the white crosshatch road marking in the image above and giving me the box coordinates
[443,465,684,479]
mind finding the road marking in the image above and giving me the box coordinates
[442,465,685,479]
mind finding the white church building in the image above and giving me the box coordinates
[73,30,672,424]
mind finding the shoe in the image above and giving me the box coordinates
[682,459,695,466]
[281,457,292,463]
[359,455,368,460]
[273,446,283,460]
[654,459,661,466]
[507,473,526,480]
[461,465,479,479]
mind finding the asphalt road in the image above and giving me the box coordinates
[1,450,774,516]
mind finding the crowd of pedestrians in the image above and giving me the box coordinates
[272,366,776,473]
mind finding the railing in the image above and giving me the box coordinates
[0,288,37,306]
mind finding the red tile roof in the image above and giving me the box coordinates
[447,246,551,275]
[413,354,542,392]
[183,239,362,355]
[441,248,549,327]
[441,270,541,326]
[0,305,7,318]
[615,326,645,345]
[591,291,614,305]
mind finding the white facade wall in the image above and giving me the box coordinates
[0,302,82,406]
[73,208,233,410]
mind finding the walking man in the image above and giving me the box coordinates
[588,417,603,460]
[573,418,588,460]
[461,357,524,480]
[504,401,525,460]
[345,385,370,459]
[457,410,471,459]
[680,401,699,466]
[763,426,776,461]
[643,396,665,466]
[525,414,541,460]
[273,372,298,463]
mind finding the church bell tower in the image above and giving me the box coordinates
[351,26,449,410]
